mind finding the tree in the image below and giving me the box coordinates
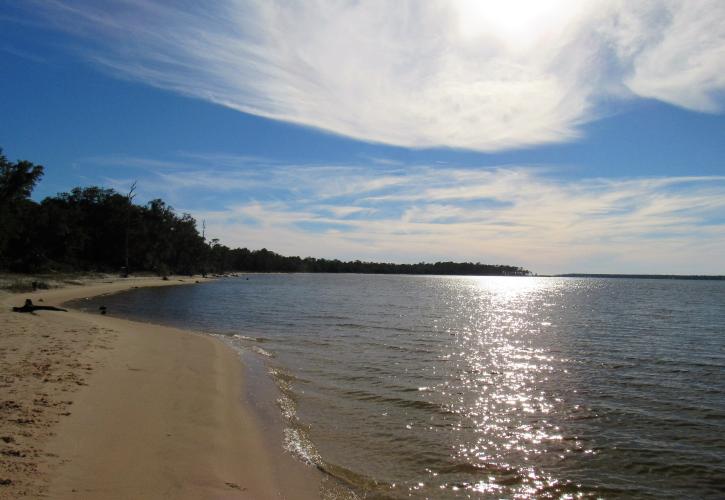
[0,149,44,205]
[0,149,44,269]
[1,146,531,276]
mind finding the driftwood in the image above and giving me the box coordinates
[12,299,67,313]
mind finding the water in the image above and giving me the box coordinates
[74,275,725,498]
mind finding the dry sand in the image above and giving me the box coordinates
[0,276,322,499]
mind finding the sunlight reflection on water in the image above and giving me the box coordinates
[78,275,725,499]
[438,277,576,496]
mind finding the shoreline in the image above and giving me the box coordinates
[0,276,321,499]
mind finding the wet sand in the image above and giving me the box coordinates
[0,276,321,499]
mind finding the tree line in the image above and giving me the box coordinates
[0,149,529,277]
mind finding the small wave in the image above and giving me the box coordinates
[400,386,433,393]
[209,334,246,357]
[335,323,368,329]
[269,367,301,386]
[284,426,323,467]
[270,367,325,469]
[232,334,267,343]
[436,461,518,476]
[336,323,415,334]
[269,367,303,418]
[277,393,297,421]
[252,346,274,358]
[339,388,452,414]
[320,461,396,498]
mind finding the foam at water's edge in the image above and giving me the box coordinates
[252,346,274,358]
[283,427,323,467]
[212,333,365,498]
[268,367,323,465]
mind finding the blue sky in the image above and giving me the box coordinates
[1,1,725,274]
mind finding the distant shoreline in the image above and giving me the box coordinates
[551,273,725,281]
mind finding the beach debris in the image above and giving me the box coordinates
[11,299,67,313]
[0,479,12,486]
[225,482,246,491]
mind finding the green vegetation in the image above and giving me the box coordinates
[0,148,529,277]
[2,278,49,293]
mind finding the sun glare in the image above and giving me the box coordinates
[456,0,578,48]
[473,276,550,301]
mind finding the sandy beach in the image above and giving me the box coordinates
[0,276,321,499]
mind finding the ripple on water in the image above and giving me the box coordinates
[75,275,725,499]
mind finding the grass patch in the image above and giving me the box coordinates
[2,279,49,293]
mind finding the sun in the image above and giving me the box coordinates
[455,0,579,49]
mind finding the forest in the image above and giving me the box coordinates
[0,149,529,277]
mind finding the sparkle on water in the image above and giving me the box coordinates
[424,277,576,496]
[74,275,725,499]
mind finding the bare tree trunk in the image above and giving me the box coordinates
[123,181,137,277]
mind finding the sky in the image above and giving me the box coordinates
[1,0,724,275]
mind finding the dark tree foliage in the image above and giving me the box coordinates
[0,148,530,277]
[30,189,209,275]
[0,149,45,270]
[216,249,528,276]
[0,149,44,203]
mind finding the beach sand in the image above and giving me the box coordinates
[0,277,321,499]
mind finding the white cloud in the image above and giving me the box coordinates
[90,153,725,274]
[620,1,725,112]
[28,0,725,151]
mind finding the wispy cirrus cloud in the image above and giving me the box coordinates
[1,44,47,64]
[20,0,725,151]
[89,153,725,274]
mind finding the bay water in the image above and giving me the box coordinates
[75,275,725,498]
